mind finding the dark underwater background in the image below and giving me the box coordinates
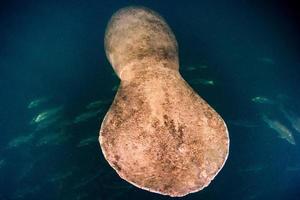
[1,0,300,199]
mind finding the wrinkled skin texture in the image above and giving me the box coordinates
[100,6,229,197]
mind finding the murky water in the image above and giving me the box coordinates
[1,1,300,199]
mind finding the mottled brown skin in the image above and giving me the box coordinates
[100,6,229,197]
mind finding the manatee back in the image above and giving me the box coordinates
[104,6,179,77]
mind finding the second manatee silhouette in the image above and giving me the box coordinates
[99,6,229,197]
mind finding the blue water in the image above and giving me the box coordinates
[1,0,300,199]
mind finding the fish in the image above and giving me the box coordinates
[0,159,6,169]
[73,110,101,124]
[11,185,40,199]
[286,164,300,172]
[189,78,215,86]
[75,193,89,200]
[199,65,208,69]
[279,105,300,134]
[186,66,196,71]
[251,96,275,104]
[238,164,266,173]
[77,136,98,147]
[184,65,208,71]
[31,106,63,124]
[258,57,275,65]
[228,119,260,128]
[36,116,62,131]
[261,114,296,145]
[48,171,73,182]
[36,131,71,146]
[30,106,63,130]
[86,100,109,110]
[72,172,102,190]
[27,97,48,109]
[7,133,35,148]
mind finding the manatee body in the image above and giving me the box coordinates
[100,6,229,197]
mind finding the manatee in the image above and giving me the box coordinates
[99,6,229,197]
